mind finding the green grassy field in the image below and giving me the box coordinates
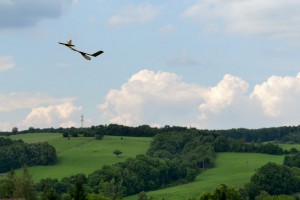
[5,133,152,181]
[4,133,297,199]
[125,152,285,200]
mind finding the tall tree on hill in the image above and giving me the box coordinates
[71,179,87,200]
[14,165,36,200]
[0,170,16,198]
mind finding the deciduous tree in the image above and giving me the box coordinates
[113,150,122,157]
[250,162,298,195]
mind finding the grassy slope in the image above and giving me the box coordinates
[6,134,300,199]
[279,143,300,150]
[125,152,285,200]
[5,133,152,181]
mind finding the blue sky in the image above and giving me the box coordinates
[1,0,300,131]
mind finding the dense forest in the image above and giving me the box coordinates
[0,138,57,173]
[1,124,300,199]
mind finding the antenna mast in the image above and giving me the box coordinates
[81,114,84,128]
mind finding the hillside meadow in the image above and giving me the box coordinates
[125,152,285,200]
[3,133,152,181]
[3,133,300,199]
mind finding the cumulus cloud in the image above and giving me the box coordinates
[98,70,300,129]
[199,74,248,114]
[107,4,160,28]
[181,0,300,41]
[98,70,204,126]
[197,74,261,128]
[3,71,300,130]
[0,92,75,112]
[0,0,75,29]
[0,92,81,130]
[0,56,15,71]
[251,73,300,119]
[21,102,82,128]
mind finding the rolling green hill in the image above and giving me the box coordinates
[4,133,152,181]
[125,152,285,200]
[4,133,300,200]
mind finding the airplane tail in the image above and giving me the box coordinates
[92,51,104,57]
[67,40,73,46]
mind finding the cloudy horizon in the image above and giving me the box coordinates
[2,70,300,131]
[1,0,300,131]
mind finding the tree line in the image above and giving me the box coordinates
[0,124,188,138]
[0,137,57,173]
[2,124,300,143]
[219,126,300,143]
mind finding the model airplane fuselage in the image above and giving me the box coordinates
[59,40,103,60]
[59,40,75,47]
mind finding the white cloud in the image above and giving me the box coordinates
[22,102,82,128]
[107,4,160,28]
[98,70,300,129]
[98,70,204,126]
[0,56,15,71]
[181,0,300,41]
[3,71,300,130]
[0,0,75,29]
[0,92,82,130]
[199,74,248,114]
[251,73,300,118]
[197,74,259,128]
[0,92,75,112]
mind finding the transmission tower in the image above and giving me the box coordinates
[81,114,84,128]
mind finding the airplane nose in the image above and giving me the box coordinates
[83,54,91,60]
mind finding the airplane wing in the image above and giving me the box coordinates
[87,51,104,57]
[74,49,104,60]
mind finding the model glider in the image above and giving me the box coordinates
[59,40,75,47]
[59,40,103,60]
